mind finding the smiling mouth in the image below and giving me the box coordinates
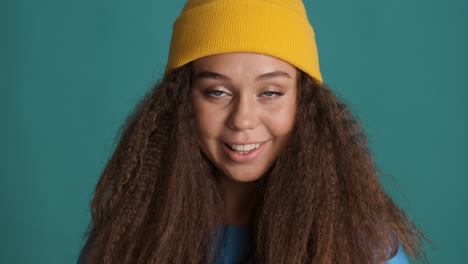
[225,143,262,155]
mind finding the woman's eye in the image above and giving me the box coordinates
[262,91,284,97]
[206,89,228,97]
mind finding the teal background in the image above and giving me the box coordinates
[1,0,466,263]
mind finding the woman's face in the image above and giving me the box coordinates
[191,52,297,183]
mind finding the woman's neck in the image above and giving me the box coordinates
[219,176,260,226]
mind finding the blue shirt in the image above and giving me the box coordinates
[78,226,410,263]
[214,226,409,264]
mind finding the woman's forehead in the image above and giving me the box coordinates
[191,52,297,80]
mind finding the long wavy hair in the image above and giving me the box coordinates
[82,63,427,263]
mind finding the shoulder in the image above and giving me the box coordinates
[77,236,93,264]
[387,244,409,264]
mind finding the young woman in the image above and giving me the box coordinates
[79,0,428,263]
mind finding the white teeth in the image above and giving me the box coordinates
[229,143,261,153]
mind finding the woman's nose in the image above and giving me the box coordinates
[226,97,259,131]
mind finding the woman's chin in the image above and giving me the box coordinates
[221,169,265,183]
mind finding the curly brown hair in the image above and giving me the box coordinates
[81,64,427,263]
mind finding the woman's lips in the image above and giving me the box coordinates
[222,141,266,162]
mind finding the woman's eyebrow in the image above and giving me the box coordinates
[256,71,292,81]
[194,70,291,81]
[195,71,231,81]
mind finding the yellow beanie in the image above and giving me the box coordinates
[165,0,323,83]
